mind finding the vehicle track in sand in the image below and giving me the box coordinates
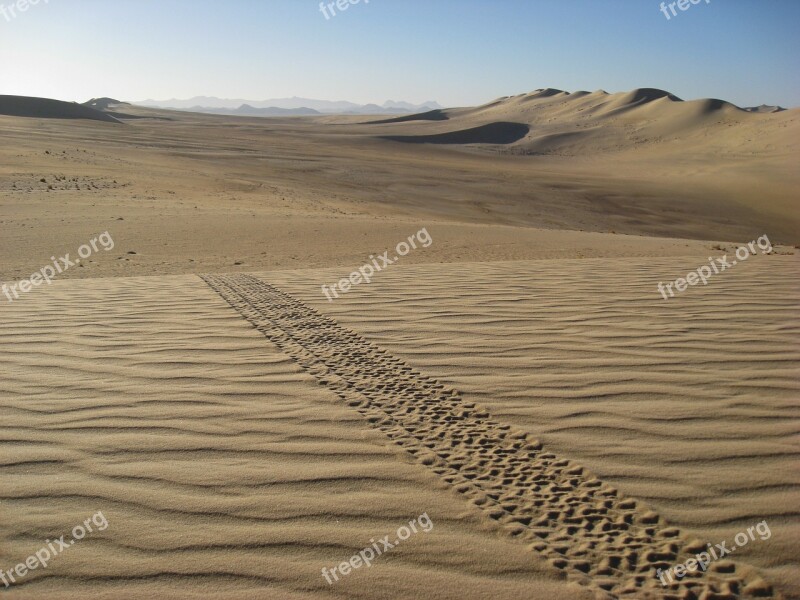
[201,273,777,600]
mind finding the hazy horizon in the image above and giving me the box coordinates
[1,0,798,108]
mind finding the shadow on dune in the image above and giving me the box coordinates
[364,109,450,124]
[621,88,682,103]
[105,112,174,121]
[690,98,743,114]
[381,122,529,145]
[0,95,121,123]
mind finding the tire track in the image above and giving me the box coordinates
[201,273,777,600]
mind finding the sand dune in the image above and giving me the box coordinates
[0,96,121,124]
[745,105,786,114]
[83,98,129,110]
[363,86,796,157]
[0,92,797,271]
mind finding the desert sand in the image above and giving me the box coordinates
[0,91,798,599]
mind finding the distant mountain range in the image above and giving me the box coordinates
[135,96,442,116]
[1,92,787,125]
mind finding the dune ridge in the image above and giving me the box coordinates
[0,96,121,123]
[362,86,797,157]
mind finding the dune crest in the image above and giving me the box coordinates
[360,86,798,168]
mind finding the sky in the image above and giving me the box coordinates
[1,0,799,108]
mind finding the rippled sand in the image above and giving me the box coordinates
[266,254,800,597]
[0,275,590,599]
[1,254,797,598]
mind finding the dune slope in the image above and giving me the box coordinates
[0,96,121,123]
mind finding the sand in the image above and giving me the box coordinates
[0,89,798,284]
[0,91,798,599]
[266,254,800,597]
[0,275,593,600]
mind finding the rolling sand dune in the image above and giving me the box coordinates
[0,88,797,599]
[0,96,122,124]
[363,87,798,160]
[0,87,798,276]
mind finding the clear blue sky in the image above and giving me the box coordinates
[1,0,798,108]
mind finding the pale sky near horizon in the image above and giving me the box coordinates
[1,0,798,108]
